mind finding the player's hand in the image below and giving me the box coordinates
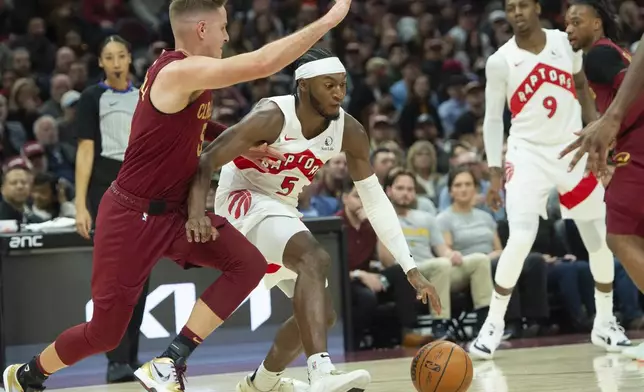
[559,115,620,178]
[324,0,352,27]
[406,268,442,314]
[185,215,219,243]
[75,207,92,240]
[486,167,504,211]
[241,143,286,172]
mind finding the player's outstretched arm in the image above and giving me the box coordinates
[482,53,508,210]
[342,114,441,313]
[604,33,644,123]
[159,0,351,93]
[187,101,284,219]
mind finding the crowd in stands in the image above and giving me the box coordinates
[1,0,644,348]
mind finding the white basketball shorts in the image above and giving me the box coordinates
[504,138,605,221]
[214,188,313,298]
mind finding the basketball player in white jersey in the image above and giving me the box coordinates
[469,0,629,360]
[185,48,442,392]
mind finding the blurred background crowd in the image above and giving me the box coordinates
[1,0,644,350]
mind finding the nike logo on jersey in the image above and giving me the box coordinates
[109,101,118,107]
[284,136,297,141]
[514,60,524,67]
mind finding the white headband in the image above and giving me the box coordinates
[294,57,346,80]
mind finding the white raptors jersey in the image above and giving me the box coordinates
[218,95,345,209]
[492,29,583,146]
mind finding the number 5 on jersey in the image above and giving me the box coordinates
[277,176,298,196]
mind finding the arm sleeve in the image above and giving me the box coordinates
[483,53,509,168]
[354,174,417,273]
[74,86,102,141]
[573,47,583,74]
[428,215,445,247]
[584,45,627,86]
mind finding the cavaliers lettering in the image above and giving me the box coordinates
[197,101,212,120]
[510,63,575,115]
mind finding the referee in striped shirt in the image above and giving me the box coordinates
[73,35,147,384]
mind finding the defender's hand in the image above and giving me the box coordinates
[185,216,218,243]
[242,143,286,172]
[559,116,620,177]
[407,268,442,314]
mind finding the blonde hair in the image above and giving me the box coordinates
[406,140,437,177]
[9,78,38,111]
[169,0,226,19]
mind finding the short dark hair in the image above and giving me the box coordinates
[33,172,56,188]
[383,167,416,190]
[99,35,131,55]
[169,0,227,19]
[447,166,479,190]
[369,147,392,165]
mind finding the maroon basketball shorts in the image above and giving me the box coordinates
[605,168,644,237]
[91,183,260,317]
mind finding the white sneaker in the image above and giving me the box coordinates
[309,369,371,392]
[622,342,644,360]
[236,374,309,392]
[468,320,504,360]
[134,357,187,391]
[591,317,631,352]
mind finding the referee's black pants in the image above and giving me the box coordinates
[88,183,150,366]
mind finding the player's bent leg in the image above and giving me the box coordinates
[469,213,539,360]
[138,215,267,392]
[575,218,631,352]
[279,231,370,392]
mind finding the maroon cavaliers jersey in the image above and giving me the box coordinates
[116,50,213,204]
[584,38,644,135]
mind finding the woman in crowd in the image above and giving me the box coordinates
[407,140,441,205]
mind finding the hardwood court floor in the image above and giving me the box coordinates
[31,343,644,391]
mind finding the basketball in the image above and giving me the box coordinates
[410,341,473,392]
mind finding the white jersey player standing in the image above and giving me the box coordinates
[187,48,442,392]
[469,0,629,360]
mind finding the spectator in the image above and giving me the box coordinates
[10,48,32,79]
[310,153,347,216]
[7,77,41,138]
[57,90,81,145]
[438,74,469,137]
[11,17,56,74]
[379,168,490,340]
[39,74,72,118]
[27,172,75,222]
[370,147,396,185]
[0,94,27,162]
[53,47,77,75]
[21,141,48,175]
[407,140,440,204]
[453,81,485,137]
[389,57,421,111]
[68,61,89,92]
[398,73,442,142]
[368,115,398,149]
[348,57,389,124]
[33,115,75,183]
[340,179,432,348]
[0,166,31,222]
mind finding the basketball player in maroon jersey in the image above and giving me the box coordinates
[187,48,441,392]
[2,0,352,391]
[563,0,644,359]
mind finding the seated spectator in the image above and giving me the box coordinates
[39,74,72,119]
[0,95,27,162]
[435,167,496,337]
[370,147,397,185]
[338,180,431,348]
[407,140,441,204]
[309,153,347,216]
[0,166,31,222]
[378,168,490,340]
[8,78,41,139]
[57,90,81,146]
[27,172,75,222]
[33,115,76,184]
[298,184,321,218]
[21,141,48,175]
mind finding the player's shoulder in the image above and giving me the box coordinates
[587,42,622,60]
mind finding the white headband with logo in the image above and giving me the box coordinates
[294,57,346,80]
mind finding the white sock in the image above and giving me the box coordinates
[250,362,283,392]
[488,291,511,324]
[307,352,335,379]
[594,289,614,324]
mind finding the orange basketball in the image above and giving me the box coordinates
[410,341,473,392]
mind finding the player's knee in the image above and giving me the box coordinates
[292,245,331,279]
[235,245,267,287]
[85,320,127,352]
